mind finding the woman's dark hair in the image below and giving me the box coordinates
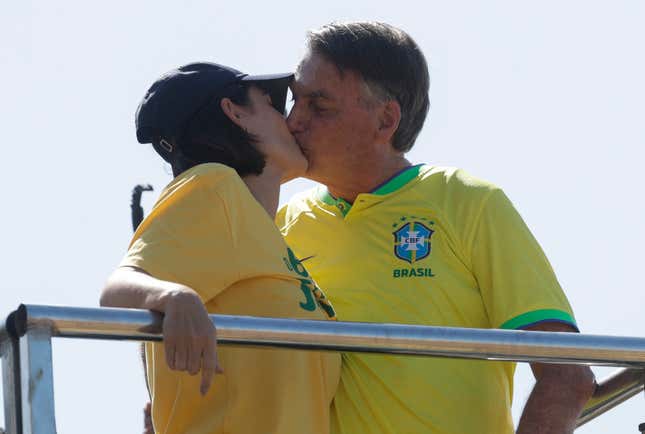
[170,82,266,177]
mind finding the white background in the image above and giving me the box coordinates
[1,1,644,433]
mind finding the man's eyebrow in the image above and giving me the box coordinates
[307,90,334,100]
[290,83,335,101]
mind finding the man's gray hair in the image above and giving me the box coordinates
[306,22,430,153]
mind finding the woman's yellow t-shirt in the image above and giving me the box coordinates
[121,163,340,434]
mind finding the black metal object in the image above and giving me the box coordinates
[131,184,153,231]
[129,184,155,427]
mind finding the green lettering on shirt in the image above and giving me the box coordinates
[392,268,436,278]
[286,248,310,278]
[298,279,317,311]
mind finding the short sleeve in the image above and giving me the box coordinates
[120,173,239,303]
[469,189,577,330]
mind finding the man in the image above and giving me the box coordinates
[277,21,595,434]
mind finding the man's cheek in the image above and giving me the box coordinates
[311,116,341,134]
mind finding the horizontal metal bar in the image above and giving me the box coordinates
[11,304,645,367]
[577,368,645,427]
[7,304,645,428]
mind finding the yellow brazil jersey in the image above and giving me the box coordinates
[121,163,340,434]
[276,164,577,434]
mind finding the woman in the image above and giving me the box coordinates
[100,62,339,434]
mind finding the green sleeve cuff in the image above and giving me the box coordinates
[499,309,578,331]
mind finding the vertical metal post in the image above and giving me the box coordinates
[19,327,56,434]
[640,387,645,433]
[1,325,21,434]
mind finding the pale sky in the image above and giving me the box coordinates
[1,1,644,433]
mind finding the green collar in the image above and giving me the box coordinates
[318,164,423,216]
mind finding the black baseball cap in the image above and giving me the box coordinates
[135,62,293,162]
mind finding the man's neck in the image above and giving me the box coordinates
[325,156,412,203]
[242,165,282,219]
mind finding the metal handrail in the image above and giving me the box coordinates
[2,304,645,433]
[577,368,644,427]
[11,304,645,366]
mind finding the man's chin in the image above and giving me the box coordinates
[299,148,313,166]
[302,164,322,182]
[294,139,308,156]
[294,144,318,180]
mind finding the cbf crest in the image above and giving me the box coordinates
[393,221,434,263]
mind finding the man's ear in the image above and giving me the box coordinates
[221,97,246,128]
[378,100,401,139]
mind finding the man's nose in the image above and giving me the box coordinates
[287,103,305,134]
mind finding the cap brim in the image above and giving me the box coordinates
[240,72,294,82]
[239,72,294,114]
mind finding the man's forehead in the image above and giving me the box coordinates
[292,53,348,99]
[290,80,334,100]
